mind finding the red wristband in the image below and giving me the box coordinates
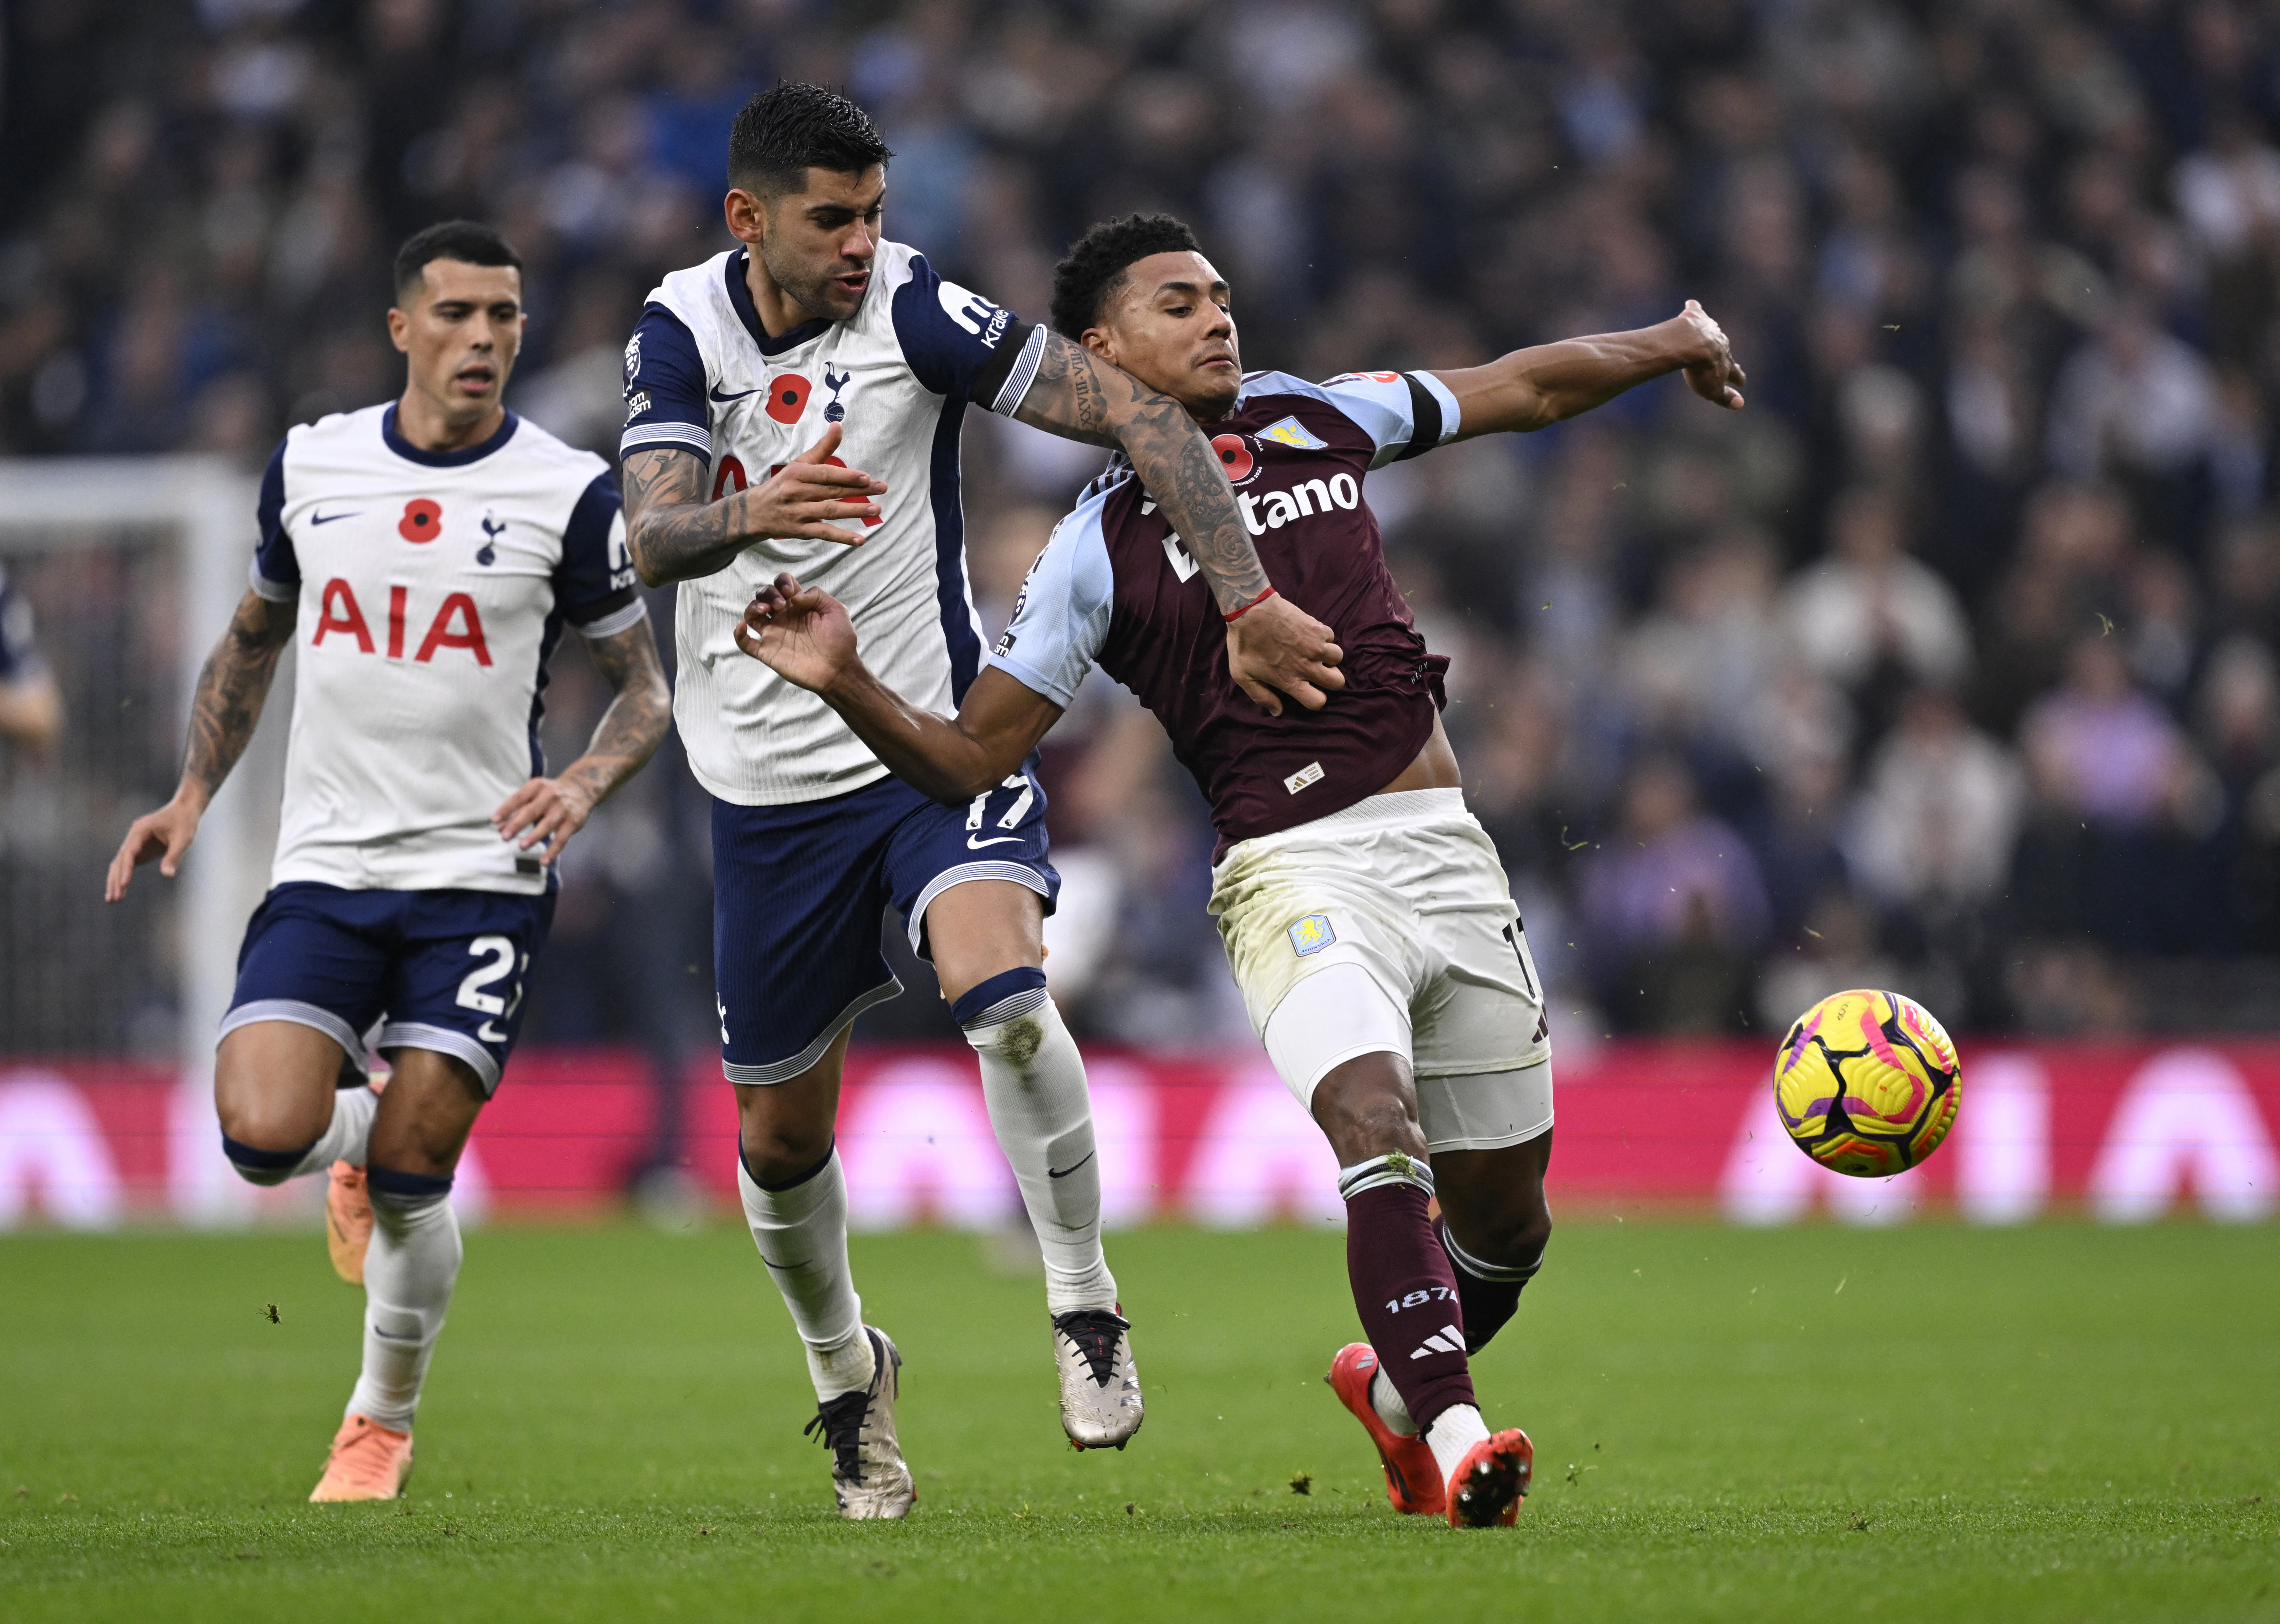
[1223,586,1277,623]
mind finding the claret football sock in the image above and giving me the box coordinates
[1436,1216,1542,1354]
[1340,1157,1478,1445]
[738,1143,875,1401]
[220,1083,377,1187]
[957,973,1118,1315]
[345,1166,460,1431]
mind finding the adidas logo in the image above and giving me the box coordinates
[1410,1323,1464,1359]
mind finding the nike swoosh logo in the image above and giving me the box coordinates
[967,835,1022,849]
[709,383,762,401]
[1047,1152,1095,1180]
[310,510,358,525]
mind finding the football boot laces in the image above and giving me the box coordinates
[804,1388,869,1483]
[1052,1308,1131,1386]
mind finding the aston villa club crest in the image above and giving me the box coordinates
[1288,914,1336,956]
[1258,415,1328,450]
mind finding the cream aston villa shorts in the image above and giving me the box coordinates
[1208,787,1553,1151]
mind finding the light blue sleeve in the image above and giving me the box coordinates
[1249,369,1462,468]
[982,499,1113,709]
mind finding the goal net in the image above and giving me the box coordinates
[0,455,280,1221]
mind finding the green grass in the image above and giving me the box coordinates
[1,1218,2275,1622]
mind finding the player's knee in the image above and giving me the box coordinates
[364,1123,460,1185]
[219,1132,306,1186]
[367,1163,454,1225]
[738,1125,834,1188]
[953,968,1052,1061]
[1506,1206,1552,1274]
[1346,1094,1423,1158]
[1311,1064,1424,1163]
[1456,1204,1551,1277]
[216,1096,324,1185]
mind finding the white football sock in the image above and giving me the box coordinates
[345,1186,460,1430]
[1425,1403,1492,1487]
[737,1149,875,1401]
[964,995,1119,1314]
[306,1085,377,1173]
[1369,1366,1419,1436]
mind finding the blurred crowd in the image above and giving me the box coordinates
[12,0,2280,1045]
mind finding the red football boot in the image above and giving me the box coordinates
[1325,1343,1446,1516]
[1446,1428,1534,1528]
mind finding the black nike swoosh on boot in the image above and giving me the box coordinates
[1047,1152,1096,1179]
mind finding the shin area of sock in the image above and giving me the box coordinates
[1436,1217,1535,1353]
[1343,1180,1476,1438]
[345,1171,460,1430]
[736,1147,872,1399]
[961,982,1117,1313]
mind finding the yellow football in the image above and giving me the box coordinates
[1773,989,1961,1177]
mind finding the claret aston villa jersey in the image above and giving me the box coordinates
[986,369,1462,857]
[620,242,1047,806]
[250,404,641,895]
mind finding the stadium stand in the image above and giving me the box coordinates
[7,0,2280,1043]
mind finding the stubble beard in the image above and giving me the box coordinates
[762,239,866,324]
[1191,370,1242,423]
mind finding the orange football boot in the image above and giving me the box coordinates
[325,1161,372,1286]
[310,1414,413,1502]
[1325,1343,1446,1516]
[1446,1428,1533,1528]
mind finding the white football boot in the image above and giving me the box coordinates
[1052,1307,1144,1450]
[803,1327,915,1520]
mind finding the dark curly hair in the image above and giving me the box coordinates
[1049,213,1204,340]
[728,82,894,197]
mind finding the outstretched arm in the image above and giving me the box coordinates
[104,587,295,900]
[1437,300,1746,439]
[620,423,888,586]
[733,573,1056,802]
[492,614,673,863]
[1011,330,1344,717]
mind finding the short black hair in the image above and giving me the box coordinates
[393,220,522,299]
[1049,213,1205,340]
[727,82,894,196]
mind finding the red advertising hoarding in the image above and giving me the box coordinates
[1,1039,2274,1228]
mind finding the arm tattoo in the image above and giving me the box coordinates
[621,446,750,586]
[182,589,295,803]
[1014,334,1270,613]
[561,620,672,804]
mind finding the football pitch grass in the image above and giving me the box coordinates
[3,1218,2276,1622]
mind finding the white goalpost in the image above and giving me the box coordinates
[0,454,278,1220]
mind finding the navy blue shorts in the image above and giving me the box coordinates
[220,882,557,1096]
[712,765,1057,1084]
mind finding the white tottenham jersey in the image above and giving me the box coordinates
[250,404,642,895]
[621,241,1045,805]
